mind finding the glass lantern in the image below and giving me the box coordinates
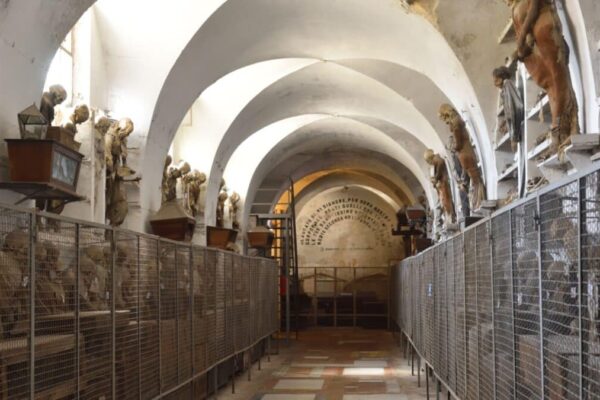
[18,104,48,140]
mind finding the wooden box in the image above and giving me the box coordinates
[206,226,237,250]
[46,127,80,151]
[5,139,83,193]
[150,201,196,242]
[247,230,274,249]
[151,217,195,242]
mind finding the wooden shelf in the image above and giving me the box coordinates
[498,162,518,182]
[497,105,505,117]
[0,181,84,205]
[527,95,550,121]
[498,19,516,44]
[495,132,511,152]
[528,138,551,160]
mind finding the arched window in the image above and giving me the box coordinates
[44,31,74,107]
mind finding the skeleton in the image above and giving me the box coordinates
[229,192,241,230]
[161,157,191,204]
[507,0,579,158]
[0,230,29,337]
[424,149,456,225]
[35,240,67,315]
[40,84,67,126]
[63,104,90,137]
[439,104,486,212]
[493,66,524,153]
[105,118,140,227]
[216,191,229,228]
[182,170,206,217]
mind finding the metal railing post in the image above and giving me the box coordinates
[489,221,497,400]
[111,229,117,400]
[157,240,162,395]
[29,211,36,400]
[137,236,142,400]
[536,195,545,399]
[509,210,518,400]
[578,177,585,398]
[75,223,81,400]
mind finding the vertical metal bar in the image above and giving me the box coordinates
[333,267,337,327]
[411,344,414,376]
[536,195,545,400]
[386,267,400,331]
[313,266,317,327]
[509,210,518,400]
[157,240,162,395]
[190,246,195,380]
[474,231,480,399]
[205,249,209,375]
[111,229,117,400]
[418,354,422,387]
[577,177,585,399]
[445,246,449,386]
[214,366,218,398]
[285,221,290,343]
[137,236,142,400]
[462,236,468,395]
[175,245,180,383]
[426,361,430,399]
[353,268,357,327]
[489,222,497,400]
[75,223,81,400]
[29,212,36,400]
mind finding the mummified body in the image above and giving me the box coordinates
[439,104,486,211]
[508,0,579,155]
[424,149,456,224]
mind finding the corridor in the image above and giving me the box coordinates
[219,329,427,400]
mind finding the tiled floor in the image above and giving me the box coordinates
[218,328,428,400]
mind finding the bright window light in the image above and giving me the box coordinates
[342,368,386,376]
[44,32,73,107]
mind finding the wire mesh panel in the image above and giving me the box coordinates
[139,235,160,399]
[34,216,78,399]
[215,251,226,361]
[492,212,516,400]
[464,227,479,400]
[232,254,246,351]
[335,267,354,327]
[540,182,581,399]
[223,253,234,357]
[417,257,424,354]
[441,243,450,381]
[581,171,600,398]
[424,250,434,362]
[192,246,206,374]
[512,200,542,399]
[159,241,178,392]
[476,221,494,400]
[114,230,140,400]
[454,233,467,399]
[176,245,192,383]
[75,224,112,400]
[205,249,217,367]
[0,207,31,399]
[447,238,457,392]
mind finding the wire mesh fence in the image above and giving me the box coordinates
[392,169,600,400]
[0,205,278,400]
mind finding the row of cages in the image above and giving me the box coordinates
[288,267,390,329]
[391,168,600,400]
[0,205,279,400]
